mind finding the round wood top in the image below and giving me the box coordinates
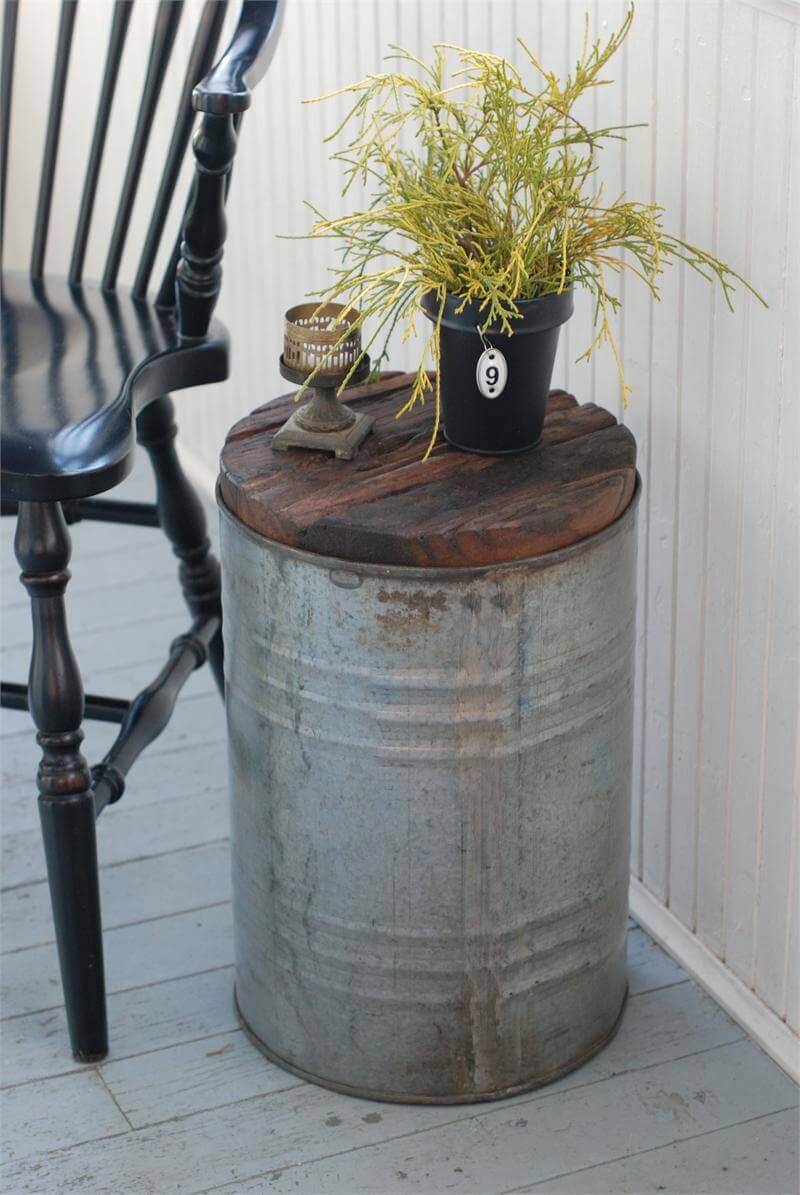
[219,373,637,568]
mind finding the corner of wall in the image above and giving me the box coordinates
[630,877,800,1085]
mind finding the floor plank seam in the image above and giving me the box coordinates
[1,896,232,957]
[0,543,181,582]
[0,719,224,752]
[1,835,232,902]
[0,605,198,654]
[497,1103,800,1194]
[0,645,200,681]
[122,1080,307,1134]
[0,685,225,744]
[192,1072,795,1195]
[1,1013,239,1091]
[0,961,235,1027]
[0,954,686,1038]
[1,838,231,894]
[629,977,691,998]
[3,1125,132,1165]
[7,1033,754,1167]
[0,977,693,1092]
[95,1067,136,1133]
[1,757,228,815]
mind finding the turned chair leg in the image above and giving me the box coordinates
[15,501,108,1061]
[137,395,224,695]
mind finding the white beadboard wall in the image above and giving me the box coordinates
[2,0,798,1076]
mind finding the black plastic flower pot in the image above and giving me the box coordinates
[422,290,574,454]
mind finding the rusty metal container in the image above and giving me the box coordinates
[219,472,639,1104]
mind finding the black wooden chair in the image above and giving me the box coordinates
[0,0,282,1061]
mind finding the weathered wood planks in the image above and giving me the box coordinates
[219,375,638,567]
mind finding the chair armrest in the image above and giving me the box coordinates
[193,0,283,115]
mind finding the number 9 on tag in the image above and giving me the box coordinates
[476,347,508,399]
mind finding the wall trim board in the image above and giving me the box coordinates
[630,877,800,1083]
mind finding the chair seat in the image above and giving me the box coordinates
[1,272,229,501]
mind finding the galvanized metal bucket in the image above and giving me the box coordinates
[219,483,639,1104]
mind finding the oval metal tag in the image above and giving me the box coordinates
[476,347,508,399]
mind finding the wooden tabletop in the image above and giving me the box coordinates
[219,373,637,568]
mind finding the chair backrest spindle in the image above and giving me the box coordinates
[4,0,282,312]
[0,0,19,252]
[132,0,228,301]
[155,192,192,310]
[101,0,183,292]
[69,0,133,287]
[30,0,77,280]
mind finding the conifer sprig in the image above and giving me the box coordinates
[300,6,763,457]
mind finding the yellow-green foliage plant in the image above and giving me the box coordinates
[303,5,762,457]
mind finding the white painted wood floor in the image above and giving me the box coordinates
[1,457,797,1195]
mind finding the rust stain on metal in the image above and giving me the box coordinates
[377,588,448,616]
[460,591,482,613]
[490,590,514,613]
[375,588,449,634]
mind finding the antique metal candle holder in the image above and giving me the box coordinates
[273,303,373,460]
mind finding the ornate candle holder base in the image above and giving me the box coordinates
[272,407,374,460]
[274,356,373,460]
